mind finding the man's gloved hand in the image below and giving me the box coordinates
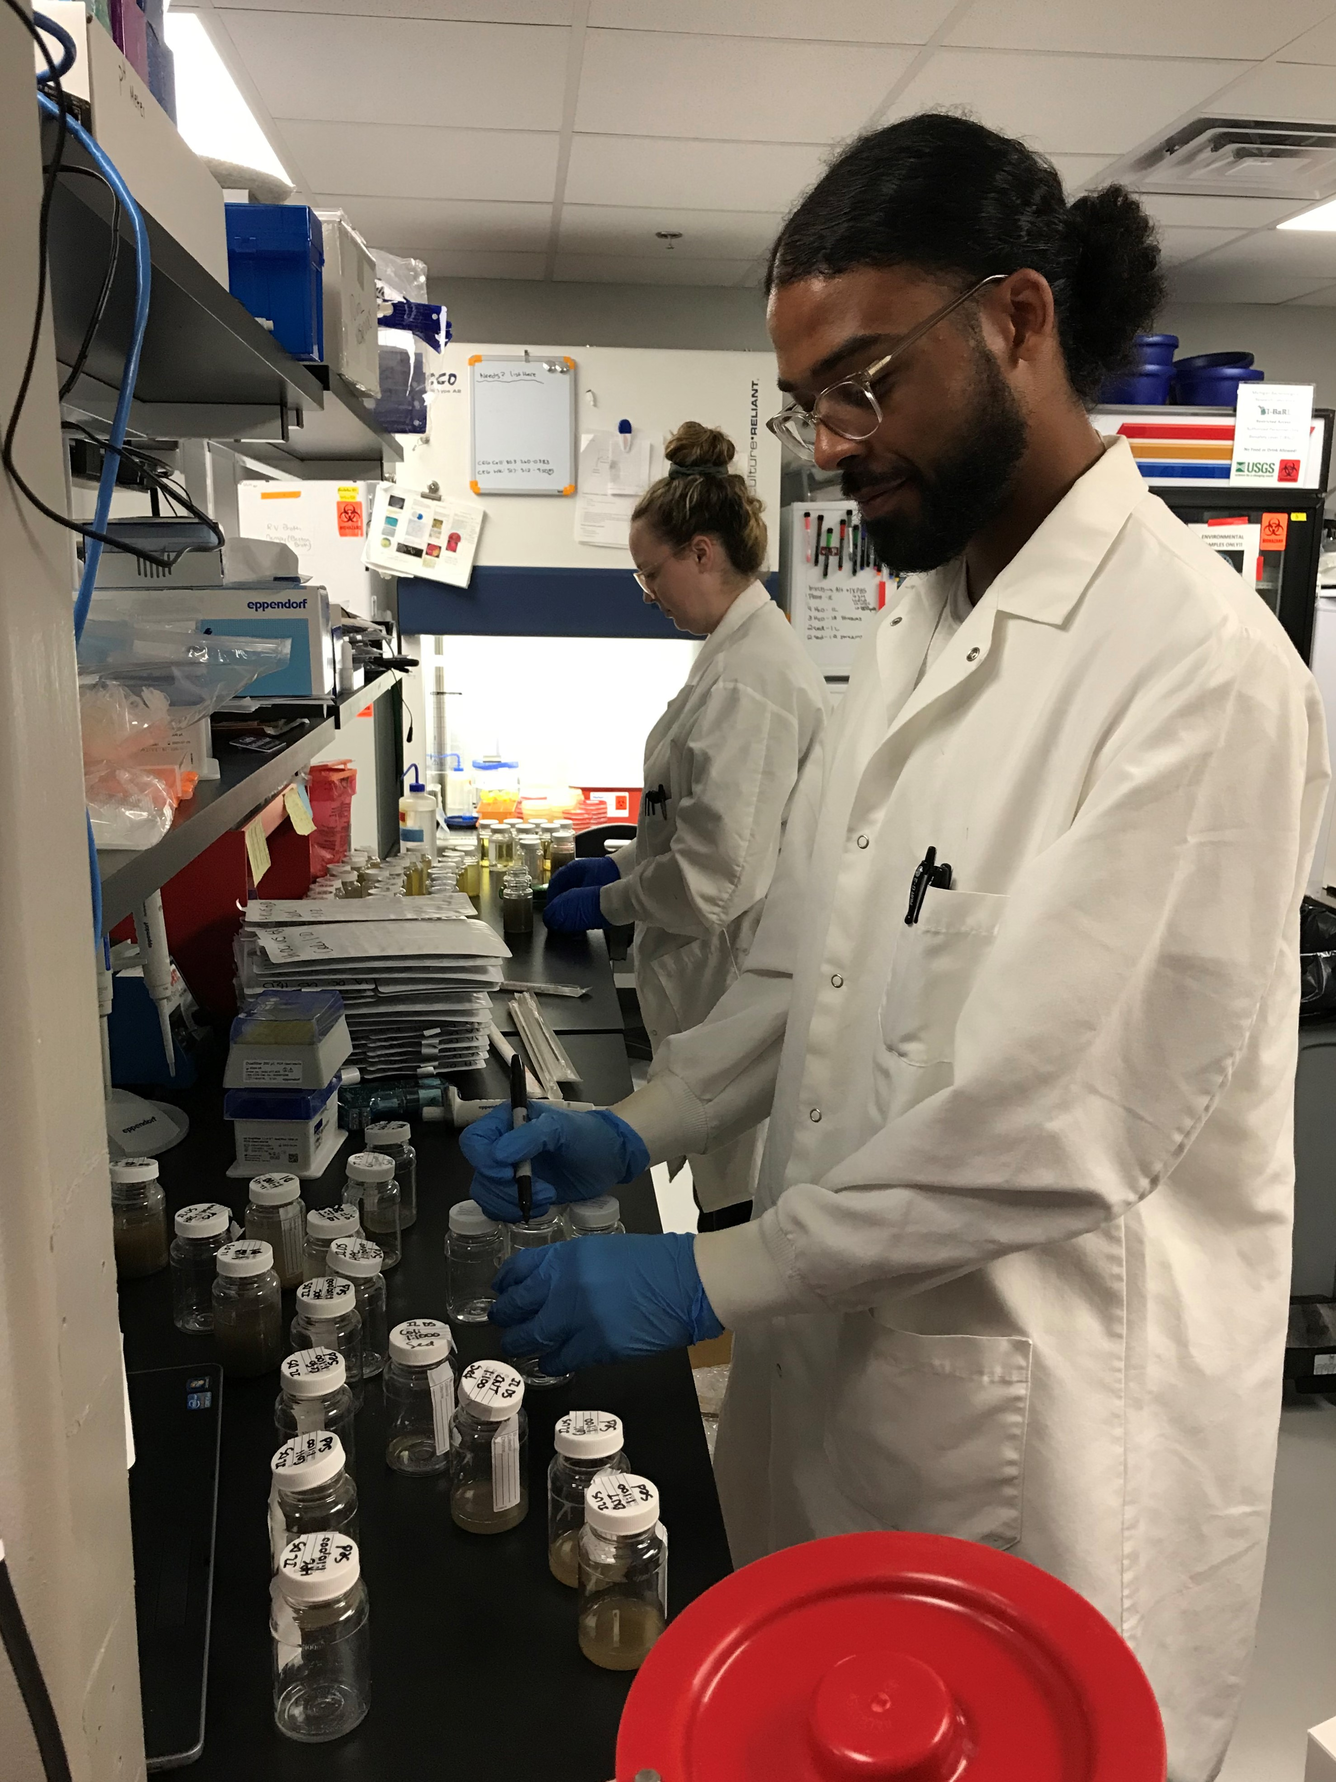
[460,1103,649,1223]
[543,885,607,933]
[490,1232,724,1374]
[548,856,620,897]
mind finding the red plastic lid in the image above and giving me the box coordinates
[616,1532,1166,1782]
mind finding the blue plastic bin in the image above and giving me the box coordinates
[1101,367,1174,405]
[1173,350,1254,374]
[1134,332,1179,366]
[1173,364,1263,407]
[225,204,324,362]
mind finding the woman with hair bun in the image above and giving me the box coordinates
[543,420,828,1228]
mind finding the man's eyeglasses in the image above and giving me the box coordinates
[766,273,1007,461]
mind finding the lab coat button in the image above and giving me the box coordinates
[967,646,981,661]
[809,1107,822,1123]
[830,973,844,988]
[891,615,903,625]
[856,834,870,849]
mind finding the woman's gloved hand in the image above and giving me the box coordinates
[460,1103,649,1223]
[543,885,607,933]
[490,1232,724,1374]
[547,855,620,897]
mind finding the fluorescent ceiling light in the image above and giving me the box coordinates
[163,10,290,184]
[1278,198,1336,231]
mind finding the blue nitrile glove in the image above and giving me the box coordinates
[490,1232,724,1374]
[544,884,607,933]
[460,1103,649,1223]
[548,855,620,897]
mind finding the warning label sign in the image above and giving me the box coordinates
[1260,512,1289,552]
[337,499,364,539]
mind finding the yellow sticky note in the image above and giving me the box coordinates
[284,783,316,836]
[245,816,272,886]
[337,484,360,502]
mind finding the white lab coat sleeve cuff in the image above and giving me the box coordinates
[693,1208,826,1326]
[611,1072,708,1163]
[598,873,636,926]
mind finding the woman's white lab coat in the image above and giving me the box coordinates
[621,440,1329,1780]
[599,581,828,1212]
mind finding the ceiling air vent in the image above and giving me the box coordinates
[1126,117,1336,200]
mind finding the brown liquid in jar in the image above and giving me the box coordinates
[114,1214,169,1279]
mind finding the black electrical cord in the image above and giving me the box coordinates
[64,421,226,553]
[0,1550,74,1782]
[53,168,121,400]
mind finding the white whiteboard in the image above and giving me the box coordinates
[469,355,576,496]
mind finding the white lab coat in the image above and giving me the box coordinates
[600,581,828,1211]
[619,440,1330,1780]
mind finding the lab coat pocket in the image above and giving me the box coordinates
[878,887,1007,1065]
[824,1318,1031,1550]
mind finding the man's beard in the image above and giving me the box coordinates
[849,347,1028,574]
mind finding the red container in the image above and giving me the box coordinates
[307,760,356,875]
[617,1531,1166,1782]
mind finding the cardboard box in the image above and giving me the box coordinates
[317,212,381,397]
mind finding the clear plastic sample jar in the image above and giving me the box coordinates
[275,1348,357,1477]
[271,1532,370,1743]
[245,1173,306,1290]
[304,1203,362,1282]
[292,1277,364,1402]
[213,1240,284,1377]
[446,1199,508,1324]
[507,1209,572,1388]
[548,1412,627,1588]
[270,1431,359,1568]
[549,824,577,877]
[501,864,534,936]
[578,1471,667,1671]
[362,1120,417,1229]
[170,1202,233,1334]
[450,1361,528,1534]
[384,1319,459,1476]
[345,1152,401,1270]
[570,1196,625,1237]
[110,1156,169,1279]
[326,1239,388,1378]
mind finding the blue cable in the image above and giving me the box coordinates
[32,12,75,80]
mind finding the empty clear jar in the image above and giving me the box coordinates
[501,864,533,936]
[326,1239,387,1378]
[270,1431,359,1569]
[275,1349,357,1477]
[384,1320,458,1476]
[245,1173,306,1290]
[170,1202,233,1334]
[271,1532,369,1743]
[578,1472,667,1671]
[304,1203,362,1282]
[345,1152,401,1270]
[508,1209,572,1389]
[110,1156,169,1279]
[570,1196,625,1237]
[548,1412,627,1587]
[292,1277,364,1402]
[213,1240,284,1377]
[450,1361,528,1534]
[362,1120,417,1230]
[446,1200,508,1323]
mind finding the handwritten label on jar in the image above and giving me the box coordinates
[429,1362,456,1456]
[492,1416,521,1512]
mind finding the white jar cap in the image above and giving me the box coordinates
[388,1319,454,1368]
[448,1199,500,1237]
[306,1204,360,1240]
[459,1359,524,1421]
[280,1348,346,1398]
[271,1429,346,1491]
[364,1121,411,1147]
[328,1237,383,1279]
[276,1532,360,1605]
[216,1239,274,1279]
[174,1202,230,1240]
[585,1469,660,1538]
[569,1196,620,1232]
[248,1173,301,1207]
[110,1156,158,1184]
[295,1277,357,1319]
[346,1152,395,1184]
[555,1410,624,1461]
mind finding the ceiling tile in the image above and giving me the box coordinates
[1048,153,1120,189]
[1276,14,1336,64]
[279,121,557,202]
[1286,282,1336,302]
[1208,59,1336,120]
[221,13,569,128]
[216,0,573,17]
[1167,265,1335,302]
[574,30,914,142]
[1139,193,1309,228]
[313,194,551,253]
[557,205,783,259]
[1155,225,1248,264]
[585,0,956,43]
[886,49,1244,154]
[1193,229,1336,275]
[946,0,1331,60]
[423,250,547,278]
[564,134,827,210]
[552,253,756,285]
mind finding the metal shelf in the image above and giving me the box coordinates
[98,671,399,929]
[46,125,400,475]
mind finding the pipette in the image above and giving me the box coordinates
[135,890,176,1077]
[510,1052,532,1226]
